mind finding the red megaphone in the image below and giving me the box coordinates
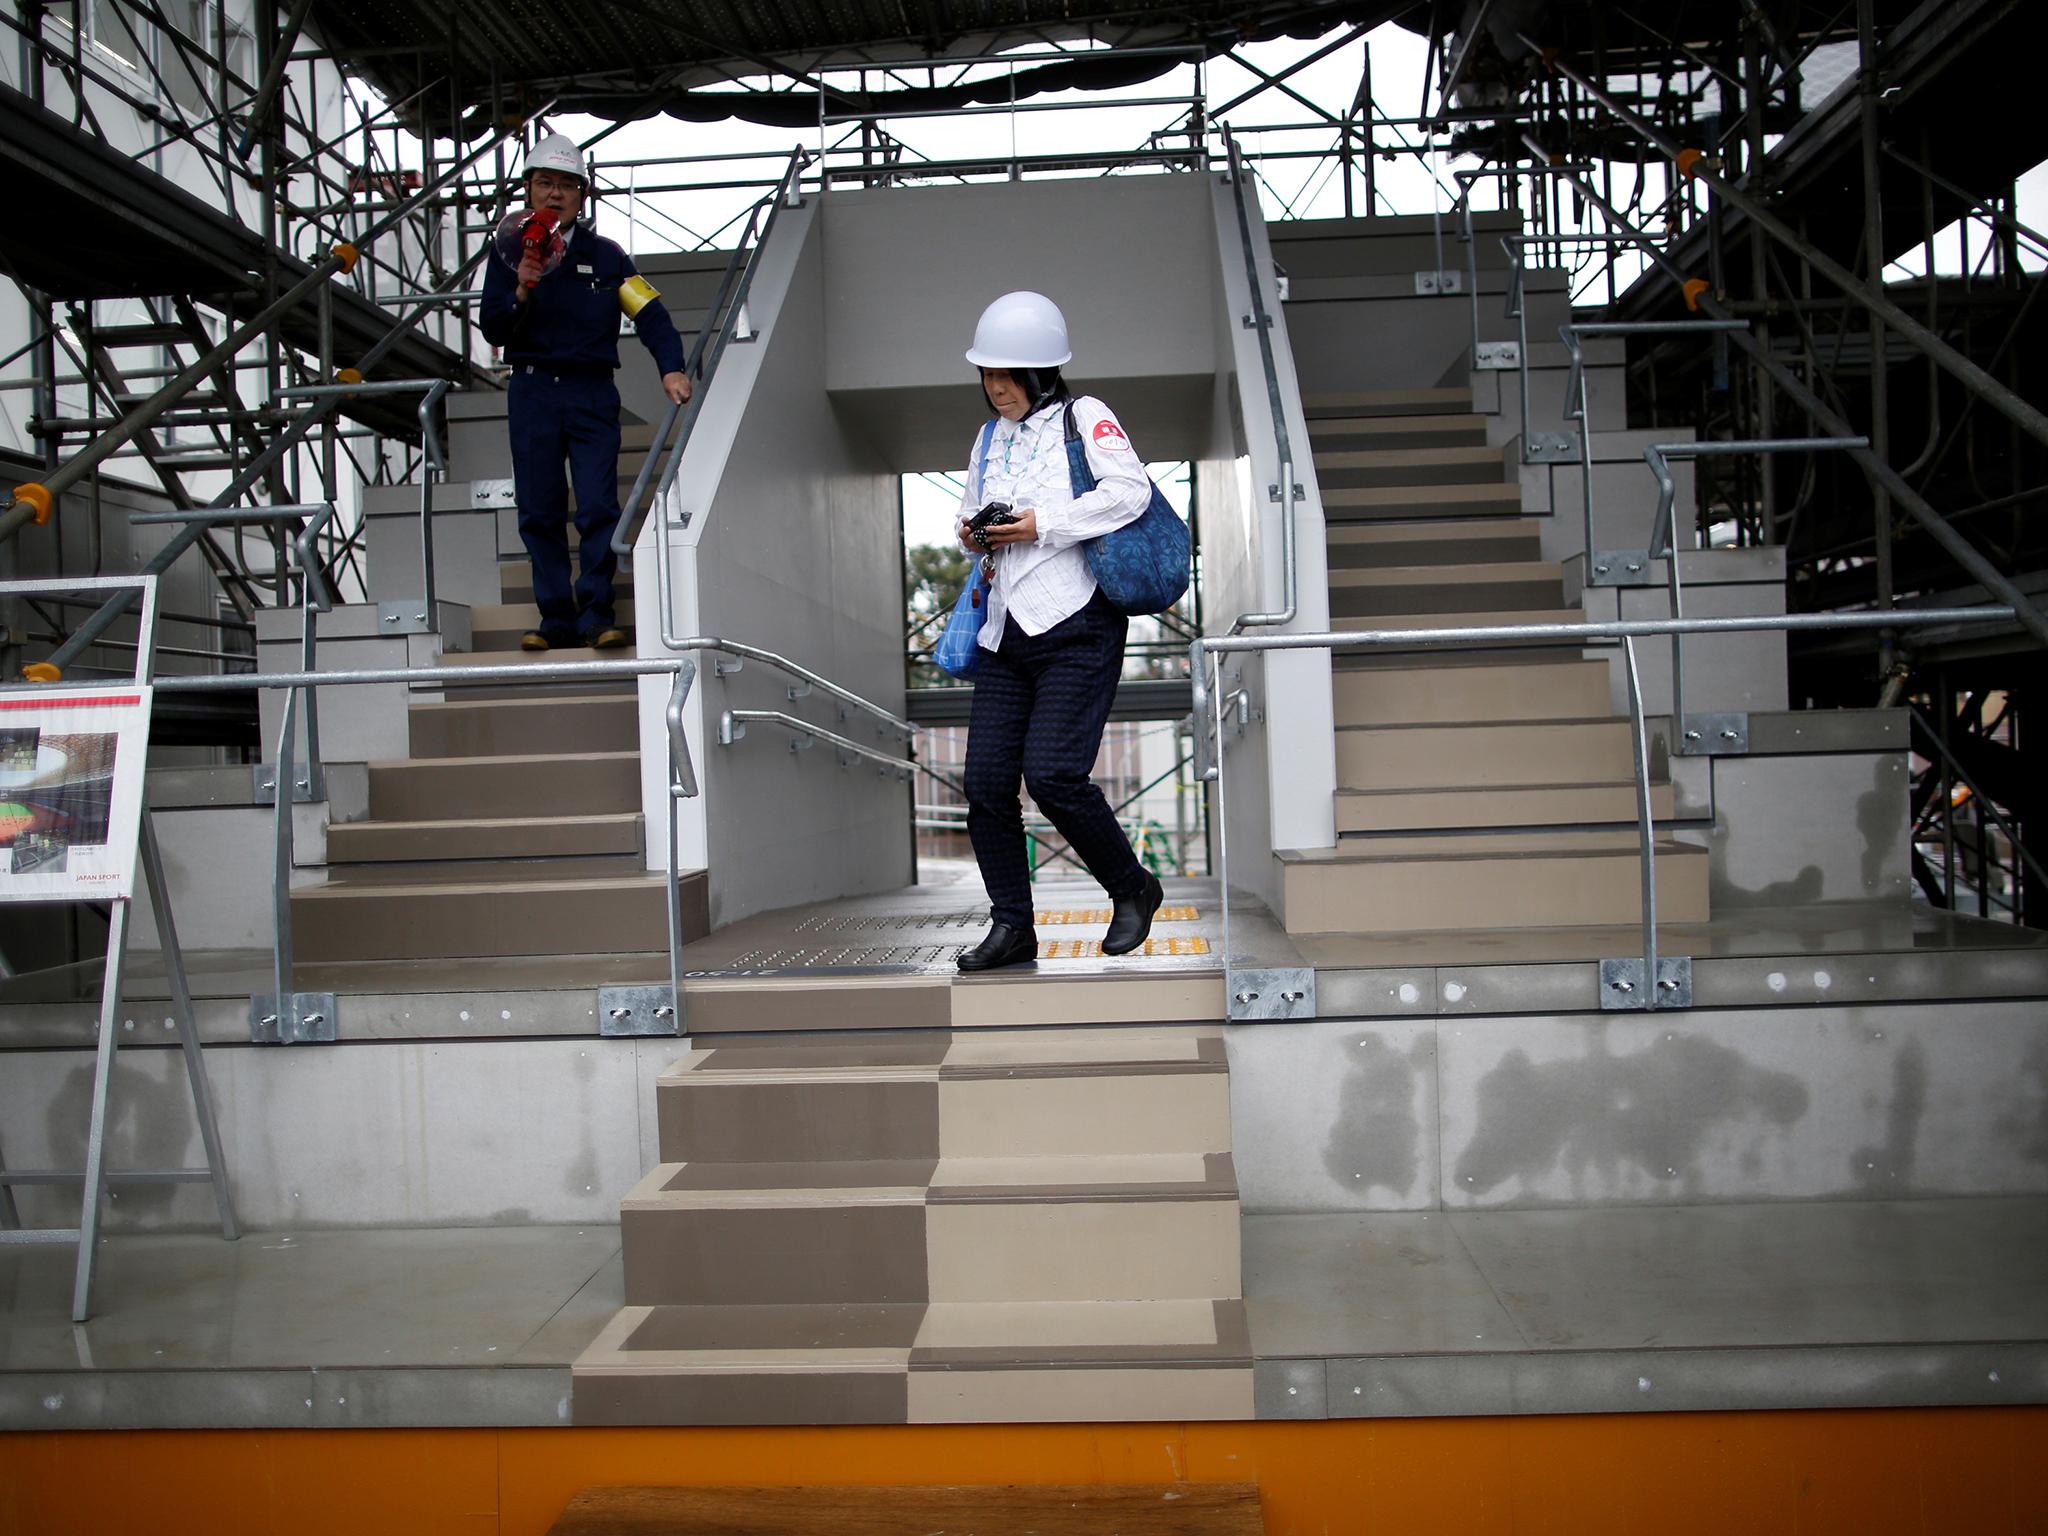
[519,208,562,287]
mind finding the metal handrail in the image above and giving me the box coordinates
[1221,131,1299,635]
[1190,605,2022,1014]
[156,655,704,1037]
[1637,438,1867,745]
[1560,320,1750,565]
[720,709,916,777]
[613,145,807,561]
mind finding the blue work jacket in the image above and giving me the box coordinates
[480,224,686,377]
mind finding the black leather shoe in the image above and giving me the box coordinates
[957,924,1038,972]
[1102,872,1165,956]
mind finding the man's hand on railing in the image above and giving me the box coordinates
[662,371,692,406]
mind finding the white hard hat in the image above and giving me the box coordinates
[525,133,586,182]
[965,291,1072,369]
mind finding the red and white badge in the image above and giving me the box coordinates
[1091,419,1133,453]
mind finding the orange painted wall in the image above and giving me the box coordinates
[2,1409,2044,1535]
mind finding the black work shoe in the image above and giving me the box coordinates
[1103,872,1165,956]
[957,924,1038,972]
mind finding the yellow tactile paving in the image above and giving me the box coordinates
[1035,905,1200,926]
[1037,936,1211,960]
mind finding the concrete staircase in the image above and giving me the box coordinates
[572,1027,1252,1425]
[292,560,706,963]
[1280,387,1708,937]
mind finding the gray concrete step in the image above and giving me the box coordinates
[1305,413,1489,452]
[1323,483,1525,522]
[1314,444,1507,490]
[365,750,641,821]
[326,812,644,863]
[1326,518,1543,569]
[1302,387,1472,419]
[408,693,640,758]
[1328,561,1564,619]
[290,863,700,961]
[1279,835,1709,934]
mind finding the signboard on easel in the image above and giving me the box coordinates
[0,684,152,903]
[0,573,235,1326]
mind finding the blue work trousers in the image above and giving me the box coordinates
[963,592,1147,930]
[508,367,623,643]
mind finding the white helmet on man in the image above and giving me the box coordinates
[524,133,586,183]
[965,290,1072,369]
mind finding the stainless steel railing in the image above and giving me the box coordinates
[157,656,702,1039]
[1220,131,1300,635]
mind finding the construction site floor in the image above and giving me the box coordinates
[3,1197,2043,1429]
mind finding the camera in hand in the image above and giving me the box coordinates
[968,501,1019,554]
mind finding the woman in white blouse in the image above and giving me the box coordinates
[952,291,1166,972]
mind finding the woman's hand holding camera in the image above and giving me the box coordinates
[959,506,1037,553]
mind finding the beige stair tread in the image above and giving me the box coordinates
[1336,711,1618,732]
[330,811,640,835]
[368,749,639,771]
[1312,445,1505,470]
[1306,413,1486,437]
[1279,834,1703,864]
[295,868,666,900]
[1335,607,1586,633]
[573,1298,1251,1366]
[407,691,632,715]
[660,1031,1223,1086]
[624,1153,1236,1207]
[1328,560,1561,587]
[1303,387,1472,415]
[438,645,623,665]
[1328,517,1543,544]
[1324,483,1523,510]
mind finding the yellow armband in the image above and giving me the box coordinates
[619,275,661,318]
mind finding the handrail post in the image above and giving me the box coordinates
[1620,637,1662,1009]
[1561,326,1594,561]
[268,685,299,1034]
[417,379,450,620]
[664,660,700,1027]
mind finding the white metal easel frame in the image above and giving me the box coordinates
[0,575,237,1321]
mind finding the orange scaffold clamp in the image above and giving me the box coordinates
[1681,277,1712,312]
[10,482,53,526]
[1676,148,1706,180]
[332,241,360,273]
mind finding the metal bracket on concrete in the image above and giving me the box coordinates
[1414,270,1464,295]
[1227,967,1315,1022]
[1524,431,1580,463]
[250,991,338,1043]
[1599,957,1693,1011]
[1474,341,1520,370]
[598,985,680,1037]
[713,656,743,677]
[1240,312,1273,329]
[1676,712,1750,756]
[1588,549,1652,586]
[469,478,516,508]
[1267,483,1306,503]
[376,599,433,635]
[252,762,320,804]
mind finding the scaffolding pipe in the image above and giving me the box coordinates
[1525,39,2048,458]
[1522,136,2048,651]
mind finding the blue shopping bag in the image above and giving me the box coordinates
[932,567,988,678]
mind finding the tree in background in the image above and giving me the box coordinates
[905,542,972,688]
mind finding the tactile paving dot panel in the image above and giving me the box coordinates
[1038,936,1211,960]
[1036,905,1201,926]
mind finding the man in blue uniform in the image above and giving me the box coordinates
[480,134,691,651]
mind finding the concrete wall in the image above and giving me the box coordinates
[0,1031,676,1232]
[637,200,911,926]
[822,177,1226,470]
[1230,998,2048,1214]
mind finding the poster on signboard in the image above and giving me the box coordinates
[0,685,153,903]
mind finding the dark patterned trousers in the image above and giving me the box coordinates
[964,593,1148,930]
